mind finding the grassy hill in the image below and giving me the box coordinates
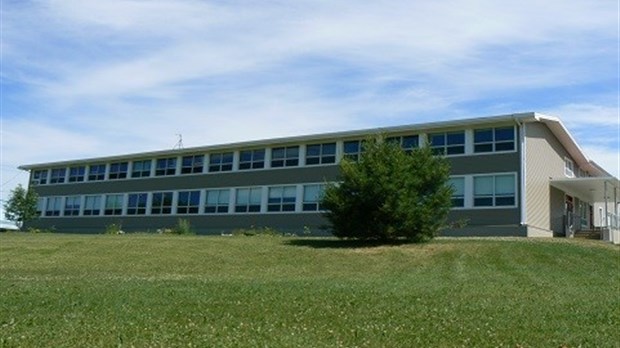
[0,233,618,347]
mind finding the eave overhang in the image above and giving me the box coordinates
[550,177,620,203]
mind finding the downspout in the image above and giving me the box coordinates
[516,118,527,228]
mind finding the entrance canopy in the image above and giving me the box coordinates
[550,177,619,203]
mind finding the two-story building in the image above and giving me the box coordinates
[19,112,620,242]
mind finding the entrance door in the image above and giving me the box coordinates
[565,195,574,237]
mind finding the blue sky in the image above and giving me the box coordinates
[1,0,618,208]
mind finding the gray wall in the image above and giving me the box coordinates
[26,124,524,236]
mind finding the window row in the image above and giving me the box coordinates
[448,173,517,208]
[37,184,328,217]
[30,126,517,186]
[30,144,338,185]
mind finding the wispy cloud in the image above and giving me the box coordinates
[1,0,618,205]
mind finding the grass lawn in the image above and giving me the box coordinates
[0,233,618,347]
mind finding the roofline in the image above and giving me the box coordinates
[26,111,613,174]
[18,112,540,170]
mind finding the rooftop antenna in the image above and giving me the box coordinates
[173,134,184,150]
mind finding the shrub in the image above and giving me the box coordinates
[104,223,124,235]
[168,219,195,235]
[176,218,193,235]
[3,184,38,230]
[322,136,452,242]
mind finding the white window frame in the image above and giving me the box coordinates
[49,168,67,184]
[305,143,337,166]
[181,155,204,174]
[104,194,124,216]
[126,192,149,215]
[205,189,231,214]
[302,184,327,212]
[64,195,81,216]
[68,166,86,183]
[473,126,516,153]
[108,162,129,180]
[83,195,102,216]
[429,131,466,156]
[208,152,234,172]
[131,160,152,178]
[267,186,297,212]
[45,196,63,216]
[238,149,266,170]
[472,173,518,208]
[564,157,575,178]
[177,190,201,214]
[88,164,107,181]
[271,146,300,168]
[155,158,177,176]
[234,187,262,213]
[448,176,466,209]
[151,191,174,215]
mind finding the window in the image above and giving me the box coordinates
[155,158,177,176]
[151,192,173,214]
[88,164,106,181]
[344,140,365,161]
[49,168,66,184]
[109,162,128,180]
[386,135,419,152]
[474,174,516,207]
[239,149,265,170]
[429,131,465,155]
[268,186,297,212]
[32,170,48,185]
[448,178,465,208]
[104,194,124,215]
[306,143,336,165]
[64,196,81,216]
[132,160,152,178]
[209,152,233,172]
[45,197,62,216]
[177,191,200,214]
[181,155,204,174]
[564,158,575,178]
[271,146,299,167]
[235,188,262,213]
[68,166,85,182]
[127,193,148,215]
[303,184,326,211]
[474,127,515,153]
[205,189,230,214]
[36,198,45,216]
[83,195,102,216]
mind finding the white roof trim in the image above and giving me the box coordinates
[530,113,610,177]
[18,112,537,170]
[18,111,612,180]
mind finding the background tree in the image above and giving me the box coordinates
[4,184,39,229]
[322,137,452,242]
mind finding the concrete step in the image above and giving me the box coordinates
[574,230,602,240]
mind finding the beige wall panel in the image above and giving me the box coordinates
[525,123,573,233]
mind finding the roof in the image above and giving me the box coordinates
[550,177,620,203]
[17,112,611,178]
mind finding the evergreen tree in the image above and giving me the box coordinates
[322,137,452,242]
[4,184,39,229]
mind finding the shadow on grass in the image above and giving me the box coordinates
[283,238,415,249]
